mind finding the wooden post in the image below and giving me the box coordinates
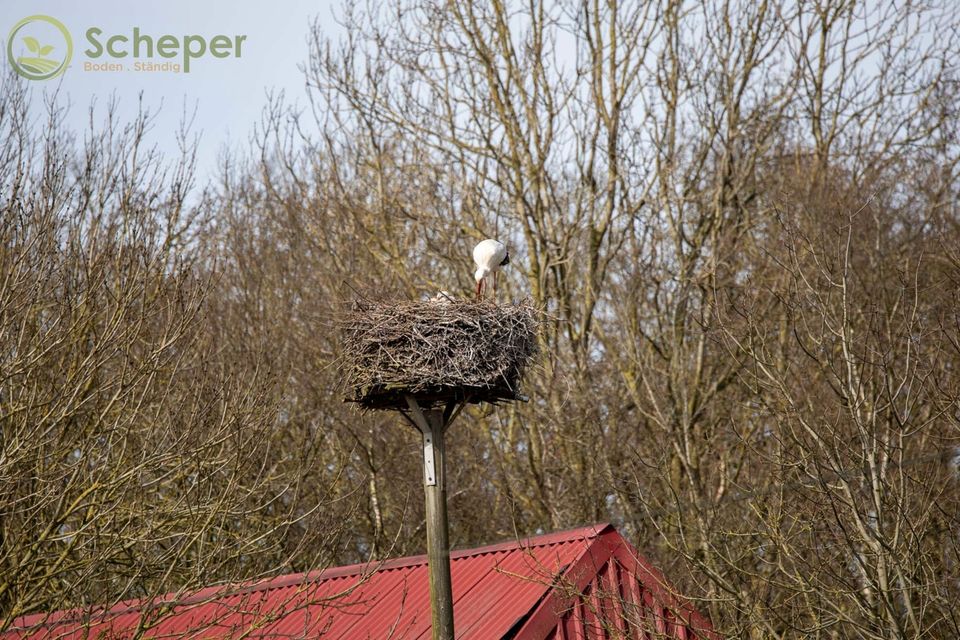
[423,408,454,640]
[405,396,455,640]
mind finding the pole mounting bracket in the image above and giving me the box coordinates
[405,395,438,486]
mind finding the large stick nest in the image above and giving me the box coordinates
[342,298,540,410]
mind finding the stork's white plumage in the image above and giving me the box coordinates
[473,239,509,301]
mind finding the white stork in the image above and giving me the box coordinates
[473,239,509,301]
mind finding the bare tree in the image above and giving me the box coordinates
[271,0,960,637]
[0,77,353,628]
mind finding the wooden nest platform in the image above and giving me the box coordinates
[342,298,539,410]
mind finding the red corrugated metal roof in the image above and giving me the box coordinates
[2,523,719,639]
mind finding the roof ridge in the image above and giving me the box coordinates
[247,522,613,591]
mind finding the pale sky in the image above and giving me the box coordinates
[1,0,342,182]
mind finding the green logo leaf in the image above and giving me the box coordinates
[22,36,39,53]
[39,44,54,56]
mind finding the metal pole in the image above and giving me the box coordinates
[405,397,455,640]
